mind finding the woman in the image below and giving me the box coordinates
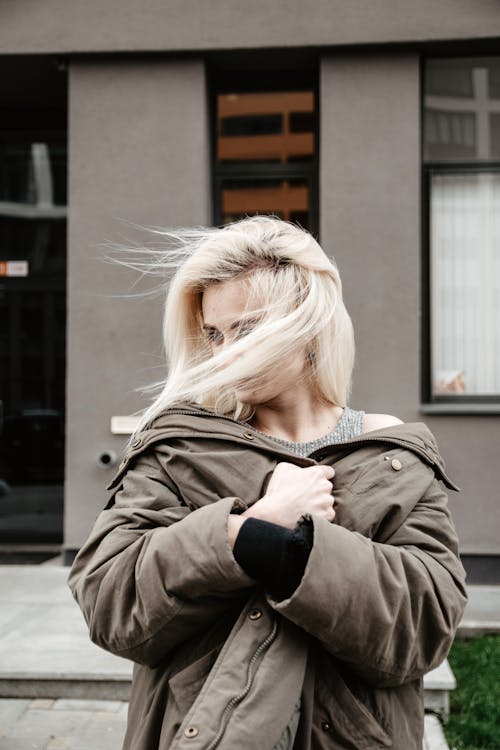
[68,215,467,750]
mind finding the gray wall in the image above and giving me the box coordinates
[63,49,500,556]
[320,53,500,554]
[0,0,499,53]
[64,58,210,549]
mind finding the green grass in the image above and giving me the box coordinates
[443,635,500,750]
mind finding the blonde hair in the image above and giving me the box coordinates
[110,215,355,449]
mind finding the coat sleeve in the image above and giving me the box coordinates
[67,447,255,668]
[266,473,468,687]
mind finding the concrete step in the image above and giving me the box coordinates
[423,660,456,718]
[424,714,451,750]
[0,566,493,706]
[457,584,500,637]
[0,566,132,700]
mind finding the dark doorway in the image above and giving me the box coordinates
[0,56,67,544]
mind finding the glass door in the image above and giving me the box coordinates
[0,133,67,545]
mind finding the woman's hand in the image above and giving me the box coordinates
[243,462,336,530]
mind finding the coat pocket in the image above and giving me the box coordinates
[315,662,392,749]
[167,644,222,721]
[272,700,301,750]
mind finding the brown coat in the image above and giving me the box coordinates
[68,404,467,750]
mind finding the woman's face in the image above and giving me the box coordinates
[201,276,309,405]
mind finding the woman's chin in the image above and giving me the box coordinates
[233,383,264,404]
[234,384,276,405]
[234,388,258,403]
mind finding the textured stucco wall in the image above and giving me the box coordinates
[0,0,499,54]
[64,58,210,548]
[63,50,500,555]
[320,53,499,553]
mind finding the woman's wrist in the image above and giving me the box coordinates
[227,514,247,549]
[228,494,287,550]
[241,495,281,526]
[242,495,299,530]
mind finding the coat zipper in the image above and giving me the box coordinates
[204,618,280,750]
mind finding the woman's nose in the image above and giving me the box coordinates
[217,337,241,365]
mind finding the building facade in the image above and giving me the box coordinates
[0,1,499,578]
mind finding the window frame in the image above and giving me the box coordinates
[208,65,320,238]
[421,55,500,412]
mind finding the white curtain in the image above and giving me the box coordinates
[431,172,500,395]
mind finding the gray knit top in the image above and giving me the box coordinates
[251,406,366,458]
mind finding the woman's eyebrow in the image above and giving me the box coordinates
[202,316,260,332]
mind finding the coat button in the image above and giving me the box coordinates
[391,458,402,471]
[249,608,262,620]
[320,720,331,732]
[184,726,199,738]
[243,431,255,440]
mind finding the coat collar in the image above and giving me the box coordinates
[106,403,460,493]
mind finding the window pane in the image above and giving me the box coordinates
[430,172,500,396]
[0,141,67,207]
[0,218,66,277]
[424,110,476,161]
[220,177,310,229]
[424,57,500,162]
[216,91,315,163]
[220,113,283,137]
[0,144,33,203]
[491,114,500,159]
[289,111,314,134]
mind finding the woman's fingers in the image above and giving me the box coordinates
[304,464,334,476]
[327,507,336,523]
[253,461,337,528]
[321,465,335,480]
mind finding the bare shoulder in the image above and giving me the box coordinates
[362,413,404,434]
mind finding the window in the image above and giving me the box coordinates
[211,72,318,234]
[423,57,500,403]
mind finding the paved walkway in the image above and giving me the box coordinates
[0,700,450,750]
[0,698,127,749]
[0,565,498,749]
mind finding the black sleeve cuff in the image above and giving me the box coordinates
[233,517,313,601]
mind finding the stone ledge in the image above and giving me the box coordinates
[423,714,450,750]
[0,678,131,701]
[423,660,456,719]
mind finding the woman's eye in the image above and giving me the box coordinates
[235,325,254,339]
[206,330,223,344]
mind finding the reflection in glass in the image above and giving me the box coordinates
[0,136,66,544]
[221,114,283,137]
[0,142,66,209]
[424,57,500,162]
[491,114,500,158]
[0,409,64,543]
[217,91,315,163]
[220,177,310,228]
